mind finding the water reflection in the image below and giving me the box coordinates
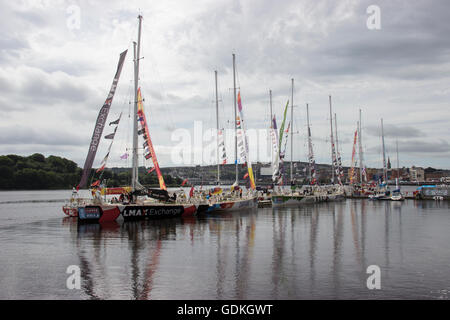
[50,200,450,299]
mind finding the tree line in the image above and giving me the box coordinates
[0,153,183,190]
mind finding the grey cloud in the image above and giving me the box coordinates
[366,139,450,154]
[0,125,86,147]
[365,124,425,138]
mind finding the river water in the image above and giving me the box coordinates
[0,189,449,300]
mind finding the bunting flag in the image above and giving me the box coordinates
[104,125,118,139]
[218,128,227,164]
[137,87,166,190]
[77,49,127,189]
[91,180,100,187]
[236,91,255,190]
[109,113,122,126]
[181,178,188,186]
[147,167,155,174]
[96,164,105,173]
[349,129,358,184]
[243,173,249,179]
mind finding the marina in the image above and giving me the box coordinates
[1,1,449,303]
[1,189,450,299]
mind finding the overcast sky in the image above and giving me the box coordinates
[1,0,449,170]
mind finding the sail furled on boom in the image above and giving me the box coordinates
[236,91,256,190]
[137,88,167,190]
[77,50,128,189]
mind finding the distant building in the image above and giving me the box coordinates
[410,166,425,182]
[260,166,272,176]
[425,171,444,182]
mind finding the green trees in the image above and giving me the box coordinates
[0,154,81,190]
[0,153,192,190]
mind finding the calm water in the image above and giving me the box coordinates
[0,189,449,300]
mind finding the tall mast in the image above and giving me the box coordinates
[290,78,294,184]
[358,109,364,184]
[381,118,387,182]
[269,89,273,164]
[334,113,339,159]
[329,95,335,183]
[396,139,400,188]
[306,103,312,181]
[335,112,341,182]
[269,90,273,124]
[232,53,238,184]
[132,15,143,190]
[215,70,220,184]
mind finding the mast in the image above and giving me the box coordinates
[381,118,387,182]
[132,15,143,190]
[215,70,220,184]
[232,53,238,184]
[329,95,335,184]
[269,89,273,167]
[396,139,400,189]
[335,113,342,183]
[269,90,273,124]
[334,113,339,161]
[306,103,312,181]
[290,78,294,184]
[358,109,364,184]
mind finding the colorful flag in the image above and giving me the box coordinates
[181,178,188,186]
[91,180,100,187]
[243,173,249,179]
[96,164,105,173]
[147,167,156,174]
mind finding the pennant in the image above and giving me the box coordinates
[144,153,152,160]
[96,164,105,173]
[91,180,100,187]
[181,178,188,186]
[243,173,249,179]
[138,128,145,135]
[109,115,121,126]
[147,167,156,174]
[104,132,115,139]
